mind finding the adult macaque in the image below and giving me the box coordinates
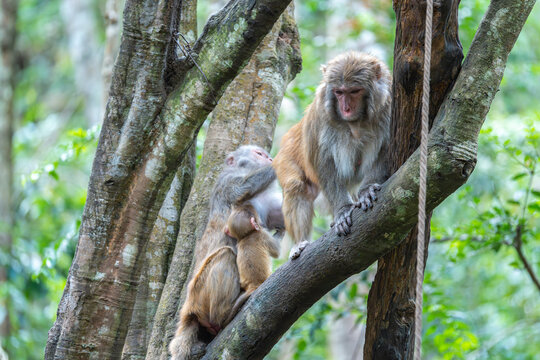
[169,145,283,360]
[273,52,391,258]
[224,203,280,322]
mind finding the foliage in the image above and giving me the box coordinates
[1,0,101,357]
[426,122,540,359]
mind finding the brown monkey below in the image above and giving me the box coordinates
[169,145,283,360]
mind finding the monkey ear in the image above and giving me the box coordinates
[374,64,382,80]
[250,217,260,231]
[225,155,235,166]
[320,64,327,74]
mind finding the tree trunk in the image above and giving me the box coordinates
[121,1,198,357]
[364,1,463,359]
[45,0,293,358]
[0,0,17,346]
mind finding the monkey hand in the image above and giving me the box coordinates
[355,183,381,211]
[289,240,309,259]
[331,204,355,236]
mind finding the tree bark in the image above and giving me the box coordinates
[45,0,293,358]
[122,2,199,357]
[201,0,536,358]
[364,1,463,359]
[122,144,196,360]
[0,0,17,345]
[146,5,301,359]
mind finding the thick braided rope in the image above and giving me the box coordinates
[414,0,432,358]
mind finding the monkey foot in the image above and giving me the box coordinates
[355,183,381,211]
[332,204,355,236]
[289,241,309,259]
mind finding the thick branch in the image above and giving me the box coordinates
[203,0,537,357]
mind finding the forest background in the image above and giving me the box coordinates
[0,0,539,359]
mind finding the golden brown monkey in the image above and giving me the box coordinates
[169,145,283,360]
[273,52,391,258]
[224,203,280,321]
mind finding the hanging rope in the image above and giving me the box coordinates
[414,0,433,358]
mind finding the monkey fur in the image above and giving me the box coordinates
[169,145,283,360]
[273,52,391,258]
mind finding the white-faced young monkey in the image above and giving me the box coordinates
[273,52,391,258]
[224,203,280,322]
[169,145,283,360]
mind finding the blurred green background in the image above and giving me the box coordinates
[1,0,538,359]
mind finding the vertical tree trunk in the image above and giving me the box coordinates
[121,3,199,357]
[146,5,301,358]
[363,1,463,359]
[122,144,196,360]
[0,0,17,346]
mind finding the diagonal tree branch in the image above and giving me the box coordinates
[202,0,537,358]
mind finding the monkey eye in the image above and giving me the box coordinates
[335,90,344,96]
[350,88,363,94]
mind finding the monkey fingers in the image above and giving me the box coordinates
[333,204,355,236]
[355,183,381,211]
[289,240,309,259]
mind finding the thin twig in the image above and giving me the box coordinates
[512,225,540,293]
[520,164,536,222]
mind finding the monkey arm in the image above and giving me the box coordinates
[356,145,390,211]
[316,157,356,236]
[316,157,354,218]
[230,166,277,204]
[263,232,280,258]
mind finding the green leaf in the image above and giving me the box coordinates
[297,338,307,351]
[511,172,528,181]
[348,283,358,300]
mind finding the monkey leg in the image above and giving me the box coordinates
[332,204,356,236]
[169,313,206,360]
[226,288,255,324]
[282,187,315,259]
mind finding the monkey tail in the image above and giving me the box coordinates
[189,246,237,291]
[169,314,202,360]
